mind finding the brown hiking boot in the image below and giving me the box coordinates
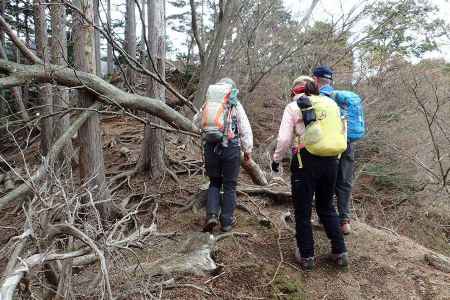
[328,252,349,268]
[295,247,315,271]
[341,220,351,235]
[203,214,219,233]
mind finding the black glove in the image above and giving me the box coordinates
[271,161,280,172]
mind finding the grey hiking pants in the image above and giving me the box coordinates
[204,141,240,227]
[336,142,354,222]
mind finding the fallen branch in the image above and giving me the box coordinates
[0,248,91,300]
[47,223,113,299]
[0,108,95,211]
[237,184,291,202]
[241,156,268,186]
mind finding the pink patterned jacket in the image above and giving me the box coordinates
[272,100,305,163]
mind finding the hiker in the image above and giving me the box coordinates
[271,76,348,270]
[194,78,253,233]
[313,65,366,235]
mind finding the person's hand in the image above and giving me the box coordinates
[271,161,280,172]
[244,152,252,164]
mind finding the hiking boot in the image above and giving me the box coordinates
[341,220,351,235]
[295,247,315,271]
[328,252,349,268]
[221,216,237,232]
[203,214,219,233]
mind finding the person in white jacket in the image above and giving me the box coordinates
[193,78,253,232]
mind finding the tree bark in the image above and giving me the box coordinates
[125,0,136,84]
[72,0,110,218]
[94,0,101,76]
[0,13,30,122]
[136,0,166,177]
[33,0,53,156]
[106,0,113,74]
[50,0,74,165]
[0,0,4,47]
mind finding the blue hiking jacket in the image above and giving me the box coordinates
[319,84,334,97]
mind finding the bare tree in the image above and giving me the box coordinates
[191,0,237,108]
[136,0,166,177]
[72,0,110,217]
[33,0,53,155]
[125,0,136,83]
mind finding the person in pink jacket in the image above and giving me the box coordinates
[271,76,348,271]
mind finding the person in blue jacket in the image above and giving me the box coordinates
[313,66,353,235]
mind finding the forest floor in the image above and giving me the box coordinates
[1,115,450,299]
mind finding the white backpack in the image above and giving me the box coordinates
[200,83,237,144]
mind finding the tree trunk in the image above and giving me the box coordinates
[106,0,113,75]
[136,0,166,177]
[94,0,101,76]
[72,0,110,218]
[33,0,53,156]
[125,0,136,84]
[193,0,237,109]
[0,7,29,122]
[0,0,4,47]
[0,1,4,115]
[140,0,146,42]
[50,0,74,165]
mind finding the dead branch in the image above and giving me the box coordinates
[0,108,95,211]
[0,248,90,300]
[241,154,268,186]
[47,223,113,299]
[0,15,42,64]
[237,184,291,202]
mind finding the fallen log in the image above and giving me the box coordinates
[425,253,450,273]
[238,184,291,202]
[0,60,197,133]
[241,154,268,186]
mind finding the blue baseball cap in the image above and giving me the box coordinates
[313,65,333,80]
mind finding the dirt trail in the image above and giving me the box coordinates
[99,116,450,299]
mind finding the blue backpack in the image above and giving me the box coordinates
[330,91,365,142]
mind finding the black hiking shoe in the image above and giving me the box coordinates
[203,214,219,233]
[221,216,237,232]
[328,252,349,268]
[295,247,315,271]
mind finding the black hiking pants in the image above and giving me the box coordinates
[336,142,354,222]
[291,148,347,258]
[204,141,240,227]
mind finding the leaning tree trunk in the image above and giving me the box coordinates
[72,0,110,218]
[50,0,74,166]
[125,0,136,84]
[136,0,166,177]
[33,0,53,156]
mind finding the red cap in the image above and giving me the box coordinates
[290,85,305,97]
